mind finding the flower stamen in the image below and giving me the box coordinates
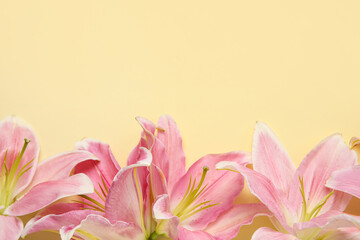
[298,175,334,222]
[0,139,32,214]
[172,166,219,222]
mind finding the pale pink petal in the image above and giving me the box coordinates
[170,152,250,231]
[157,115,186,192]
[205,203,272,240]
[22,203,97,237]
[74,138,120,205]
[105,159,152,230]
[0,215,23,240]
[252,227,299,240]
[324,214,360,230]
[5,173,94,216]
[178,226,215,240]
[252,122,295,197]
[216,161,292,232]
[289,134,357,215]
[24,151,99,194]
[293,211,342,239]
[322,229,360,240]
[153,194,179,239]
[326,166,360,199]
[60,214,144,240]
[0,116,40,197]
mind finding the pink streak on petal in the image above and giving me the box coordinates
[170,152,250,231]
[289,134,357,216]
[178,226,215,240]
[326,166,360,199]
[252,122,295,198]
[5,173,94,216]
[157,115,186,193]
[0,116,40,197]
[205,203,272,240]
[0,215,23,240]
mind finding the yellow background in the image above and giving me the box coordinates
[1,1,360,239]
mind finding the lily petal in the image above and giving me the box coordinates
[0,215,23,240]
[60,214,144,240]
[75,138,120,182]
[252,122,295,197]
[205,203,272,240]
[153,194,179,239]
[4,173,94,216]
[105,150,153,230]
[22,203,97,237]
[157,115,186,192]
[0,116,39,197]
[170,152,250,231]
[252,227,299,240]
[326,166,360,199]
[216,161,292,232]
[178,226,215,240]
[74,138,120,204]
[293,211,343,239]
[127,117,158,166]
[324,214,360,230]
[24,151,99,194]
[289,134,357,215]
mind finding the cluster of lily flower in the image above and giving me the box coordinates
[1,115,360,240]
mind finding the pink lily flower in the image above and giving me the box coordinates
[0,116,98,240]
[24,142,173,240]
[127,115,262,239]
[25,115,259,239]
[217,122,357,239]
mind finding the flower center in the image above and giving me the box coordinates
[172,166,219,222]
[298,176,334,222]
[0,139,32,214]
